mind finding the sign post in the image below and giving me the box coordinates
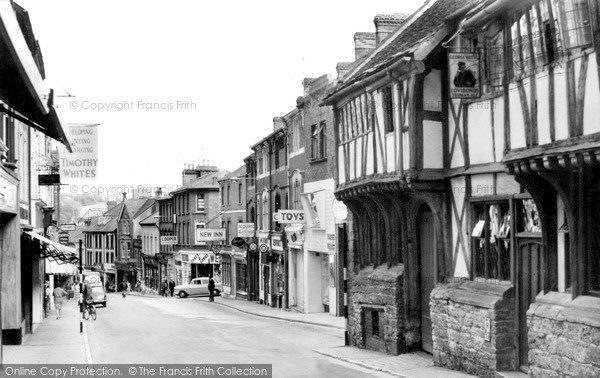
[78,240,83,333]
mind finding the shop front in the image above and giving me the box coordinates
[179,250,220,285]
[142,256,158,291]
[285,224,304,311]
[269,233,285,308]
[115,261,135,291]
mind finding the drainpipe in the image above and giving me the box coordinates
[387,70,406,182]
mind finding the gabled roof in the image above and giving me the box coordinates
[220,165,246,182]
[171,170,229,194]
[85,216,117,233]
[104,198,148,219]
[139,211,159,226]
[328,0,481,99]
[131,198,156,219]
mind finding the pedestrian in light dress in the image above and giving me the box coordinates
[53,285,68,319]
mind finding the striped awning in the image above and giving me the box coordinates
[25,231,79,265]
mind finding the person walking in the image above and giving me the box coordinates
[208,275,215,302]
[44,282,51,318]
[168,279,175,297]
[53,284,68,319]
[162,280,168,297]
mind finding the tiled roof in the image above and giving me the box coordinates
[85,216,117,233]
[171,170,229,194]
[131,198,156,219]
[336,0,480,92]
[220,165,246,182]
[104,198,148,219]
[139,211,159,226]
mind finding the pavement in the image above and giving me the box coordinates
[3,299,92,364]
[1,293,475,378]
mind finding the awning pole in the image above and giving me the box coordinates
[79,240,83,333]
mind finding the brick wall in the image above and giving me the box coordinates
[431,281,516,378]
[348,264,404,354]
[527,293,600,377]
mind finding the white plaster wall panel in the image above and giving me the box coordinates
[584,53,600,135]
[554,70,569,141]
[450,176,469,278]
[470,174,494,197]
[423,121,443,168]
[493,97,505,160]
[373,91,386,175]
[468,103,494,164]
[537,75,552,145]
[509,83,527,149]
[366,133,375,176]
[403,131,410,171]
[349,140,356,181]
[356,136,363,179]
[338,147,346,184]
[424,69,442,112]
[449,104,465,168]
[496,173,520,195]
[386,133,395,173]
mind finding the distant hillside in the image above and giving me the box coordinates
[59,193,104,224]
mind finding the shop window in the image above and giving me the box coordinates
[236,263,247,293]
[222,258,231,287]
[472,202,511,282]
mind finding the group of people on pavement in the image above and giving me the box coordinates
[44,280,94,320]
[162,279,175,297]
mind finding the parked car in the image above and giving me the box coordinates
[174,277,222,298]
[91,285,107,307]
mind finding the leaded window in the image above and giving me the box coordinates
[472,201,512,282]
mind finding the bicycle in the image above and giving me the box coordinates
[83,301,97,320]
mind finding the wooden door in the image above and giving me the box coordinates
[517,236,543,372]
[418,209,436,353]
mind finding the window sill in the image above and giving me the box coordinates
[309,157,327,164]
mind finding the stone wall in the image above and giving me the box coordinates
[431,281,516,378]
[347,264,404,354]
[528,292,600,377]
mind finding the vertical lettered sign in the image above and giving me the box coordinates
[60,124,98,179]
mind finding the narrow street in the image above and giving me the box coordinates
[84,294,394,377]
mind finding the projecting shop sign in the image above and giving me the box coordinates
[59,124,98,179]
[273,210,305,224]
[160,236,178,245]
[195,228,226,243]
[237,223,255,237]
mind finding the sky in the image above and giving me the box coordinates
[18,0,424,197]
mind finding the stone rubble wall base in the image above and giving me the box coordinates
[527,293,600,377]
[430,281,516,378]
[348,264,404,355]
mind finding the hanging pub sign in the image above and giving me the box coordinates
[38,174,60,185]
[449,52,480,99]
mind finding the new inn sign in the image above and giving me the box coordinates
[195,228,226,244]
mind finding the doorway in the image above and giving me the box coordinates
[417,207,436,353]
[516,236,543,372]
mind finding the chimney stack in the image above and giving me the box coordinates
[336,62,352,79]
[302,78,315,97]
[374,14,408,45]
[354,32,376,60]
[273,116,286,131]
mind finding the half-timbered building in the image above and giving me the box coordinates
[323,0,477,355]
[428,0,600,376]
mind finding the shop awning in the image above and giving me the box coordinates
[0,1,71,150]
[45,259,78,275]
[25,231,79,265]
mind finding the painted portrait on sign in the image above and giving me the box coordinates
[449,52,480,99]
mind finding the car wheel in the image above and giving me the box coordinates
[103,302,107,307]
[178,291,188,298]
[214,290,221,296]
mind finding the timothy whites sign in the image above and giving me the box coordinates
[60,124,98,179]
